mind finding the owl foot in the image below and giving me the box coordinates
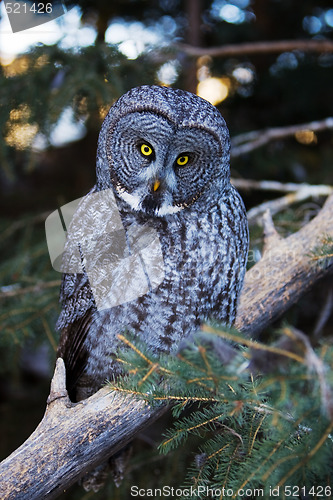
[80,445,133,492]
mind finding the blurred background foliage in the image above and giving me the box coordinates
[0,0,333,498]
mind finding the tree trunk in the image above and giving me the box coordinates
[184,0,202,93]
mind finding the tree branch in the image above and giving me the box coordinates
[0,194,332,499]
[231,117,333,157]
[242,183,333,225]
[177,39,333,58]
[0,359,168,500]
[230,179,333,226]
[231,178,333,195]
[236,193,333,335]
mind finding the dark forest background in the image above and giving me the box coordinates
[0,1,333,498]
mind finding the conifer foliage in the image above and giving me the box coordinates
[111,327,333,498]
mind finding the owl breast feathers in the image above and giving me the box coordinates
[56,85,249,402]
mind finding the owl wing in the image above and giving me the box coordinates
[56,272,95,400]
[210,186,249,325]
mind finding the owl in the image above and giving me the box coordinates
[56,85,249,488]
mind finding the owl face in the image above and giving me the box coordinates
[108,112,222,216]
[97,86,231,217]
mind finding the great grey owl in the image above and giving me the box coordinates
[56,84,248,488]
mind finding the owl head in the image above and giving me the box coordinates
[96,85,230,217]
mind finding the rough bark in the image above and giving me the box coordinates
[0,359,168,500]
[0,194,332,499]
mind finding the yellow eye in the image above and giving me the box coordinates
[140,144,153,156]
[176,155,189,166]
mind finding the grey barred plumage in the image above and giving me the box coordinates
[56,85,248,488]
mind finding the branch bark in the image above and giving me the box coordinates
[0,194,332,499]
[0,359,168,500]
[236,193,333,335]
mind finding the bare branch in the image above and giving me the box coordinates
[231,117,333,157]
[178,39,333,58]
[230,178,333,225]
[231,178,333,195]
[0,359,168,500]
[245,184,333,225]
[0,194,332,499]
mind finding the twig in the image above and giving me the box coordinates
[281,327,333,418]
[231,178,333,195]
[230,178,333,226]
[178,39,333,58]
[313,288,333,337]
[231,117,333,157]
[245,185,333,225]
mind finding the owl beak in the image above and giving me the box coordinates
[153,179,161,192]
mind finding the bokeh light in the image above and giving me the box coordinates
[295,130,318,145]
[197,77,230,105]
